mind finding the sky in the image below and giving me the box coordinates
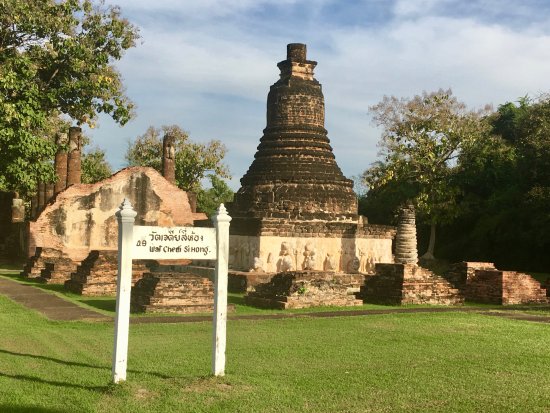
[87,0,550,190]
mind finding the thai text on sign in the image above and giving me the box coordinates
[133,226,216,260]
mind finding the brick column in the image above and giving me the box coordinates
[45,183,54,205]
[54,133,68,194]
[162,133,176,184]
[37,182,46,213]
[394,203,418,265]
[67,126,82,186]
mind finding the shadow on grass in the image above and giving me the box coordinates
[228,294,246,307]
[0,404,70,413]
[79,299,116,313]
[0,371,108,391]
[0,349,171,379]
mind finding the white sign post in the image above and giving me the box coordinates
[112,199,137,383]
[212,204,231,376]
[111,199,231,383]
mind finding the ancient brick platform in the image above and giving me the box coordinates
[449,262,548,305]
[64,250,150,296]
[245,271,364,309]
[20,247,64,279]
[360,264,463,305]
[39,257,80,284]
[131,272,216,314]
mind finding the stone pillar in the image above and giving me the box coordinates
[37,182,46,213]
[162,133,176,184]
[54,133,68,194]
[45,183,54,205]
[394,203,418,265]
[66,126,82,186]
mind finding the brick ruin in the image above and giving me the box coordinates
[226,43,395,276]
[358,207,547,306]
[19,131,212,313]
[217,43,397,308]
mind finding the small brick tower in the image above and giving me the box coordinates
[66,126,82,186]
[54,133,68,195]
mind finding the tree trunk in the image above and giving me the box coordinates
[421,222,436,260]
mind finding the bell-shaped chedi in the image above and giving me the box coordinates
[230,43,357,224]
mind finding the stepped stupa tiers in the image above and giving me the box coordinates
[231,43,357,221]
[227,44,396,274]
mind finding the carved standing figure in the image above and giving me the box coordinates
[277,242,294,272]
[302,242,316,270]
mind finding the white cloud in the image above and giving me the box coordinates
[89,1,550,189]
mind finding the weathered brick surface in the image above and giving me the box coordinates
[131,272,215,314]
[436,262,547,305]
[360,264,464,305]
[228,44,357,226]
[21,247,64,279]
[39,257,80,284]
[64,250,150,296]
[245,271,364,309]
[230,217,395,239]
[28,167,197,261]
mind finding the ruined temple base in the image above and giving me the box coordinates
[245,271,364,309]
[449,262,549,305]
[39,257,80,284]
[64,250,151,296]
[20,247,63,279]
[131,272,225,314]
[360,263,464,306]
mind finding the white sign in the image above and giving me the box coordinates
[133,226,216,260]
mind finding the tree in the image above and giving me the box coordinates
[81,147,112,184]
[125,125,231,206]
[0,0,139,195]
[196,175,234,216]
[363,89,491,259]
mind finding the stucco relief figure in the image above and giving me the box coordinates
[239,242,250,270]
[165,143,176,160]
[56,133,68,146]
[348,255,360,272]
[358,248,368,273]
[229,246,237,267]
[11,194,25,223]
[323,253,336,271]
[69,135,80,152]
[302,242,316,270]
[250,256,265,273]
[277,242,294,272]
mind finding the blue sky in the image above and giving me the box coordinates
[87,0,550,190]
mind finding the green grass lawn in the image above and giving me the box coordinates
[0,290,549,412]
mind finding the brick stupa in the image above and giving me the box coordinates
[227,44,395,275]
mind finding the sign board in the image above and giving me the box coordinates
[112,199,231,383]
[133,226,216,260]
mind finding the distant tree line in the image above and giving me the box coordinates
[361,90,550,271]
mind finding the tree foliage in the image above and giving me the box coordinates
[196,175,234,216]
[125,124,231,194]
[81,147,112,184]
[0,0,138,195]
[362,89,492,258]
